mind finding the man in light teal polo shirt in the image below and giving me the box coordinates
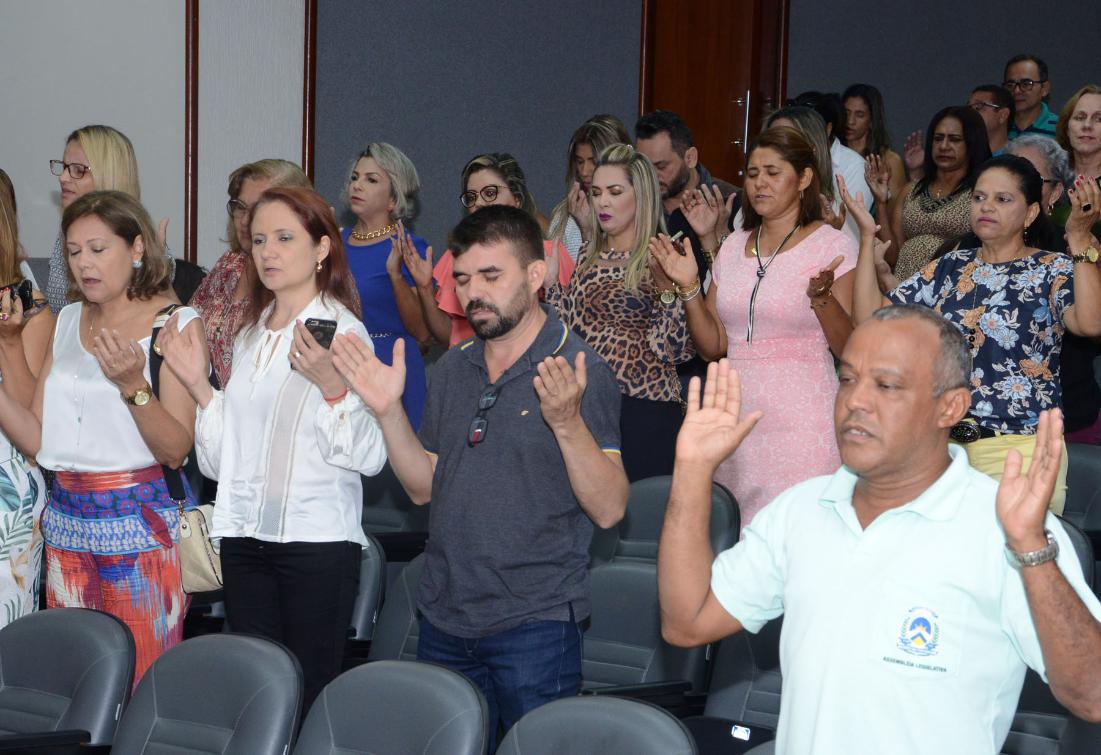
[1005,54,1060,139]
[658,305,1101,754]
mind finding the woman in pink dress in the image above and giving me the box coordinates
[651,127,857,526]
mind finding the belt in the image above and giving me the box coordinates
[54,464,163,493]
[368,331,398,340]
[949,418,1002,444]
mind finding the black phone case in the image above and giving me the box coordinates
[0,280,34,312]
[304,318,337,349]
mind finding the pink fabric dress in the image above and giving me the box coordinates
[712,224,857,526]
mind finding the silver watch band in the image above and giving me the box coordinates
[1006,529,1059,569]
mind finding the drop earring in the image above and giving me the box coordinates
[132,259,143,270]
[316,260,323,272]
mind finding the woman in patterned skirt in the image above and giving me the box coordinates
[0,190,201,683]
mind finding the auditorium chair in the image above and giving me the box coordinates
[0,608,133,752]
[1062,442,1101,595]
[110,634,301,755]
[349,532,387,642]
[294,660,488,754]
[496,696,697,755]
[366,552,425,663]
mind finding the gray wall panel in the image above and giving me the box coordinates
[315,0,641,252]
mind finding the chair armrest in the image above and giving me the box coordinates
[371,531,428,562]
[681,716,776,753]
[582,679,692,709]
[0,729,111,753]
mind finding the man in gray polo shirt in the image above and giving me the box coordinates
[333,205,629,739]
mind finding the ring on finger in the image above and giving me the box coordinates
[293,350,302,359]
[1084,202,1095,212]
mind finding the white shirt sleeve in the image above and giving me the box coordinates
[1001,514,1101,681]
[314,391,387,477]
[710,493,790,632]
[194,389,225,479]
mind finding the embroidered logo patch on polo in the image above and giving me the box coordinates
[897,607,940,657]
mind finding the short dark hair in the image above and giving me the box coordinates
[635,110,695,154]
[449,205,544,267]
[1004,54,1049,83]
[971,84,1016,121]
[789,91,844,142]
[869,305,971,396]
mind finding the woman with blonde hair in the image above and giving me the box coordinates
[547,114,631,259]
[190,159,312,386]
[546,143,693,480]
[46,125,150,312]
[342,142,430,429]
[0,172,52,627]
[0,190,203,684]
[403,152,575,346]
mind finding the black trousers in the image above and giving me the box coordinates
[220,537,360,712]
[619,394,684,482]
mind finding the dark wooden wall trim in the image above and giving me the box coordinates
[184,0,198,264]
[638,0,655,116]
[302,0,318,180]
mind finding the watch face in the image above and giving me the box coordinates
[660,290,677,305]
[131,389,152,406]
[1089,247,1099,263]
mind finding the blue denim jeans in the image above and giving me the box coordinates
[417,614,583,742]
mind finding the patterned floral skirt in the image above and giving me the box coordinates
[0,447,46,629]
[41,468,196,685]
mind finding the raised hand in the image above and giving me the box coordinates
[533,352,587,433]
[290,321,344,398]
[332,332,406,419]
[543,242,561,288]
[997,409,1064,553]
[864,154,890,205]
[648,233,700,288]
[903,131,924,178]
[387,221,414,280]
[92,328,148,394]
[821,194,847,231]
[157,313,213,403]
[872,238,898,293]
[837,176,877,238]
[807,255,844,301]
[0,288,27,343]
[1066,175,1101,241]
[567,181,593,241]
[676,359,762,471]
[402,238,434,289]
[682,185,722,238]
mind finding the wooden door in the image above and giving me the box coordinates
[639,0,790,183]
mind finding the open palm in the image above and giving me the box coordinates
[332,333,407,417]
[996,409,1063,547]
[676,359,762,470]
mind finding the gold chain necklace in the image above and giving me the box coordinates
[349,223,398,242]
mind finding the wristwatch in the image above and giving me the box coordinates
[122,384,153,406]
[1005,529,1059,569]
[1071,245,1099,264]
[659,289,677,305]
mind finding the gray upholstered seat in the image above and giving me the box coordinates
[0,607,133,747]
[110,634,301,755]
[361,464,429,534]
[349,532,386,641]
[1062,442,1101,593]
[585,476,738,691]
[294,660,488,755]
[497,696,696,755]
[367,553,425,662]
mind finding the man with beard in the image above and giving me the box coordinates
[331,204,628,741]
[658,305,1101,754]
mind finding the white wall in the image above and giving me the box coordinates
[197,0,304,269]
[0,0,305,272]
[0,1,185,266]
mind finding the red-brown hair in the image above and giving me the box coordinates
[241,186,361,332]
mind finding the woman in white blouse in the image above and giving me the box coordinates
[158,186,386,709]
[0,190,201,685]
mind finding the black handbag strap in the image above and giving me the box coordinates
[149,304,191,504]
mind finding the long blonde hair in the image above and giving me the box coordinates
[576,143,665,292]
[69,125,141,198]
[548,115,630,245]
[0,170,21,284]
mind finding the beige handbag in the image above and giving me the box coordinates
[177,503,222,594]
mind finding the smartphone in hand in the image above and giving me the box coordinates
[303,318,338,349]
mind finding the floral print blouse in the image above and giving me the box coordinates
[890,248,1075,434]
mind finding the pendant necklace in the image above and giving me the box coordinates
[746,223,800,343]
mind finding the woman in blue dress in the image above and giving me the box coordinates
[341,143,429,429]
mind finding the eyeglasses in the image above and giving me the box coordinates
[1002,78,1046,92]
[460,185,506,208]
[467,385,499,447]
[1041,178,1061,187]
[969,101,1004,112]
[226,198,250,218]
[50,160,91,180]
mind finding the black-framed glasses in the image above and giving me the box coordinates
[50,160,91,180]
[467,385,500,447]
[226,198,250,218]
[1002,78,1046,92]
[460,185,505,208]
[969,101,1004,112]
[1041,178,1061,188]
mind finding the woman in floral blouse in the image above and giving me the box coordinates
[849,155,1101,513]
[546,143,693,481]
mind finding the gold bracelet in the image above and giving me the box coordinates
[676,278,702,301]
